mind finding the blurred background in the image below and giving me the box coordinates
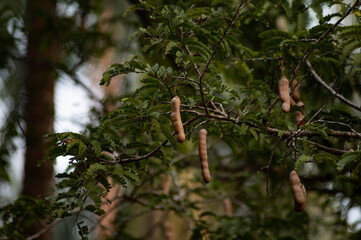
[0,0,360,239]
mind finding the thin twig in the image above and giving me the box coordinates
[293,0,360,79]
[106,115,200,164]
[234,57,281,61]
[198,1,247,82]
[306,60,361,112]
[104,112,361,164]
[25,219,62,240]
[266,0,360,114]
[262,137,282,229]
[133,7,171,21]
[181,26,210,115]
[314,120,361,137]
[300,139,347,155]
[267,126,361,139]
[198,2,248,114]
[306,93,336,125]
[289,73,310,102]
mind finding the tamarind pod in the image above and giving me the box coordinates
[295,111,305,124]
[279,76,290,113]
[294,184,307,212]
[294,201,305,212]
[290,97,296,106]
[224,197,232,216]
[177,131,185,143]
[199,129,211,183]
[301,184,306,197]
[291,187,306,212]
[162,174,170,195]
[290,170,306,211]
[164,221,174,240]
[282,102,291,113]
[291,79,300,102]
[278,77,289,102]
[296,101,304,110]
[289,170,305,206]
[295,102,305,126]
[171,96,185,143]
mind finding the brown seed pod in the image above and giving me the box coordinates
[282,102,291,113]
[171,96,185,143]
[291,79,300,102]
[164,221,174,240]
[162,174,171,195]
[224,197,232,216]
[289,170,306,212]
[301,183,306,197]
[290,97,296,106]
[295,101,305,126]
[294,201,305,212]
[199,129,211,183]
[295,111,305,125]
[279,76,290,113]
[296,101,304,110]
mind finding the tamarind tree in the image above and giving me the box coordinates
[1,0,361,239]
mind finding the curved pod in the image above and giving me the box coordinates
[291,79,300,102]
[199,129,211,183]
[295,111,305,125]
[171,96,185,143]
[289,170,306,212]
[279,76,291,113]
[164,221,174,240]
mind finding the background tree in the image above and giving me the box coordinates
[1,0,361,239]
[21,0,59,238]
[0,0,114,239]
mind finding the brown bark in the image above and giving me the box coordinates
[97,180,122,239]
[95,7,124,239]
[22,0,59,239]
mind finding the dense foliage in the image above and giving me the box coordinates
[1,0,361,239]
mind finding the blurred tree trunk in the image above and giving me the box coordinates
[22,0,58,239]
[94,6,124,239]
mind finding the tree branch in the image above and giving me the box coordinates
[301,139,347,155]
[25,219,62,240]
[306,60,361,112]
[103,105,361,165]
[262,137,282,228]
[266,0,360,115]
[291,0,359,82]
[182,27,209,115]
[314,119,361,138]
[198,1,247,83]
[267,126,361,139]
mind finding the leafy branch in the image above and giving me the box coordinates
[306,60,361,112]
[266,0,360,115]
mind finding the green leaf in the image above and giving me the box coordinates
[259,30,292,40]
[295,155,312,171]
[337,151,361,172]
[249,128,258,141]
[84,204,96,213]
[278,130,285,137]
[91,140,102,156]
[312,152,338,167]
[87,163,107,175]
[240,123,248,135]
[165,41,179,54]
[158,115,174,142]
[185,7,212,18]
[184,38,212,60]
[123,167,140,185]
